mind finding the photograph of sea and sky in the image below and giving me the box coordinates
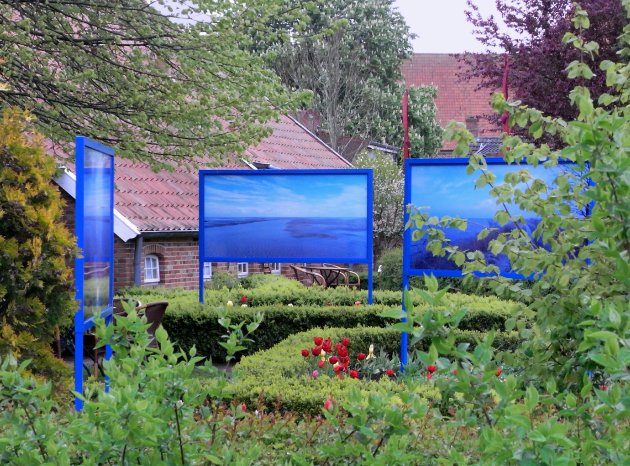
[202,172,369,261]
[406,161,580,275]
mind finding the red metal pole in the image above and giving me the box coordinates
[501,53,510,134]
[402,88,410,159]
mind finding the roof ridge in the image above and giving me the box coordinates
[285,114,353,167]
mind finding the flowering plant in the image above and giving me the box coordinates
[300,336,398,381]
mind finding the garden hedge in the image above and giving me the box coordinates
[154,292,522,361]
[230,326,519,415]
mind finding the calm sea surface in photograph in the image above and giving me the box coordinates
[204,217,367,259]
[409,217,542,272]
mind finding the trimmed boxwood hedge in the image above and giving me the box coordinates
[123,282,526,310]
[157,292,522,361]
[230,327,438,415]
[230,326,519,415]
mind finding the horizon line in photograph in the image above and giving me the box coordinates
[203,173,368,219]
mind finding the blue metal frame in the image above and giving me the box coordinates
[199,169,373,303]
[400,156,580,367]
[74,136,115,411]
[402,157,578,279]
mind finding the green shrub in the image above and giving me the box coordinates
[204,271,240,290]
[231,326,518,415]
[153,293,522,361]
[231,327,438,415]
[0,109,75,381]
[125,281,528,310]
[375,247,403,290]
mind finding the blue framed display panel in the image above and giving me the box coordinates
[400,157,581,366]
[199,169,374,303]
[403,157,580,279]
[74,136,115,411]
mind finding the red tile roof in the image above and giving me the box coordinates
[401,54,501,150]
[74,114,351,233]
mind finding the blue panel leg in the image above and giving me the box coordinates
[400,276,409,372]
[74,313,84,411]
[367,266,373,305]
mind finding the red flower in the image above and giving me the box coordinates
[386,369,395,377]
[240,295,247,303]
[350,370,359,379]
[314,336,323,346]
[240,403,247,412]
[600,384,608,391]
[427,372,433,380]
[341,337,350,347]
[328,356,338,365]
[496,368,503,377]
[301,349,310,357]
[334,365,343,373]
[427,365,437,373]
[312,347,322,356]
[337,346,348,358]
[324,399,334,411]
[318,360,325,369]
[357,352,366,361]
[322,338,332,353]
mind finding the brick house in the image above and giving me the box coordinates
[54,114,352,291]
[401,53,503,155]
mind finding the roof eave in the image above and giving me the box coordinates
[54,167,141,242]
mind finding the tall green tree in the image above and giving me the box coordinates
[371,85,443,157]
[0,1,310,165]
[253,0,422,155]
[353,151,404,257]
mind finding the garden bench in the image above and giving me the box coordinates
[289,265,327,288]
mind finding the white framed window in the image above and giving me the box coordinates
[144,255,160,283]
[271,262,281,274]
[237,262,249,277]
[203,262,213,281]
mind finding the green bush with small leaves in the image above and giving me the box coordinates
[126,290,523,361]
[231,326,519,415]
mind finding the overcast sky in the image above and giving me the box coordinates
[394,0,502,53]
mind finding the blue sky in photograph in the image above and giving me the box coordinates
[84,174,112,216]
[409,164,562,218]
[204,174,367,219]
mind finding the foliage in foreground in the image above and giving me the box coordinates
[0,312,491,465]
[0,108,74,381]
[402,6,630,463]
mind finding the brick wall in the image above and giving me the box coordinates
[141,237,199,289]
[114,238,135,290]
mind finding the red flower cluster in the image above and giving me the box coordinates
[427,364,437,380]
[301,335,358,380]
[240,295,248,303]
